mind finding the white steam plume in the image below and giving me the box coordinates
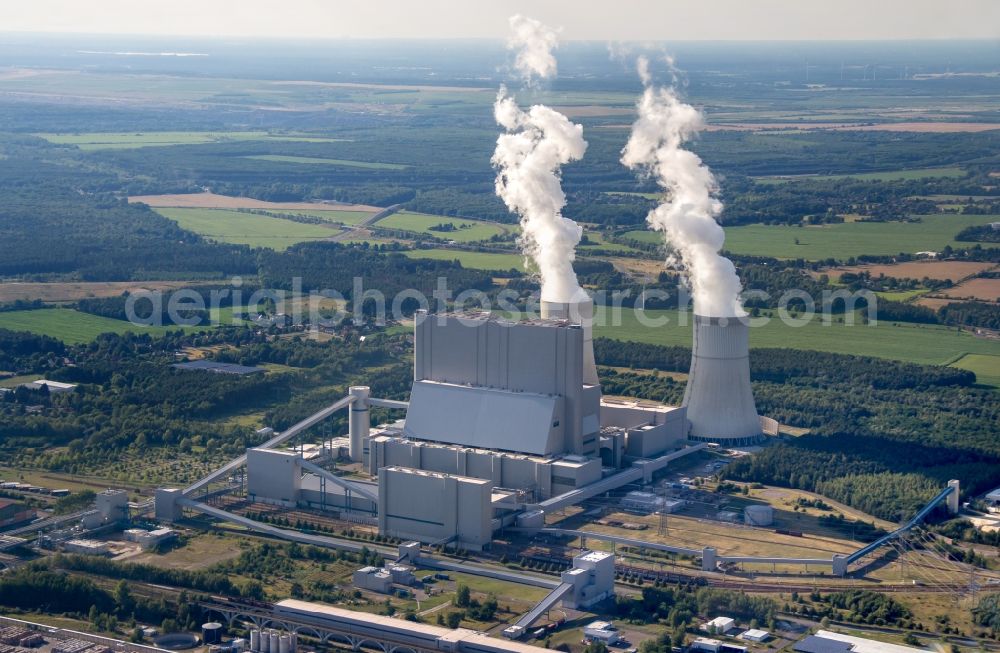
[507,14,559,82]
[493,16,587,303]
[621,56,744,318]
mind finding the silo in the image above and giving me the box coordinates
[279,636,290,653]
[683,314,762,444]
[289,633,297,653]
[269,631,279,653]
[250,630,260,652]
[202,623,223,645]
[260,632,270,653]
[540,296,599,386]
[348,386,370,462]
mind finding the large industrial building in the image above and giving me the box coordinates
[157,300,774,552]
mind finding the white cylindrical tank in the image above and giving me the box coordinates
[260,632,269,653]
[289,633,297,653]
[540,297,599,386]
[269,632,279,653]
[744,504,774,526]
[683,314,762,444]
[349,386,371,462]
[279,636,289,653]
[232,639,246,652]
[250,631,260,652]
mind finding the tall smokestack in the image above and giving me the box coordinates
[540,296,599,386]
[683,315,761,444]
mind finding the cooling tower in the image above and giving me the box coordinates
[683,314,762,444]
[540,297,599,386]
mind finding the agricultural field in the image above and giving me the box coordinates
[0,308,182,344]
[129,192,380,213]
[245,154,408,170]
[822,260,995,283]
[403,248,525,271]
[0,280,201,303]
[592,307,1000,366]
[376,211,508,242]
[754,166,967,184]
[625,214,998,261]
[36,131,344,150]
[950,353,1000,388]
[153,207,339,250]
[931,277,1000,302]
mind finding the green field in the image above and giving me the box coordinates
[377,211,507,242]
[36,131,344,150]
[262,209,374,226]
[245,155,408,170]
[755,166,966,184]
[623,214,997,261]
[0,308,181,344]
[154,208,337,250]
[593,307,1000,367]
[950,353,1000,388]
[402,248,525,271]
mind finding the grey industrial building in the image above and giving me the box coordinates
[220,308,711,550]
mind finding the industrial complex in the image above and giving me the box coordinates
[154,303,768,552]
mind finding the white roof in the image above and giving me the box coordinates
[741,629,769,640]
[403,380,560,455]
[815,631,924,653]
[26,380,76,390]
[703,617,736,630]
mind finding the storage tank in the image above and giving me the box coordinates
[231,639,246,652]
[540,296,599,386]
[744,504,774,527]
[202,623,223,645]
[279,636,290,653]
[250,630,260,652]
[683,314,762,444]
[260,632,269,653]
[269,632,279,653]
[289,633,297,653]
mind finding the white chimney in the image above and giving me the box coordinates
[683,314,762,444]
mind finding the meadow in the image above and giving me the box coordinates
[402,248,525,271]
[244,154,408,170]
[950,354,1000,388]
[376,211,507,242]
[623,214,998,261]
[275,209,375,226]
[0,308,182,344]
[36,131,344,150]
[754,166,967,184]
[153,208,338,250]
[592,307,1000,367]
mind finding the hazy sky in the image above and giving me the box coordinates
[2,0,999,41]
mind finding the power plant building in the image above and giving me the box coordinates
[230,303,769,550]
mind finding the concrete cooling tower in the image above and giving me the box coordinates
[540,297,599,386]
[683,314,763,445]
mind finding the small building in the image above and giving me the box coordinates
[985,487,1000,512]
[24,379,76,393]
[352,566,393,594]
[0,498,36,529]
[135,527,177,550]
[622,491,663,513]
[740,629,771,643]
[691,638,723,653]
[63,539,109,555]
[583,621,620,645]
[661,498,686,513]
[702,617,737,635]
